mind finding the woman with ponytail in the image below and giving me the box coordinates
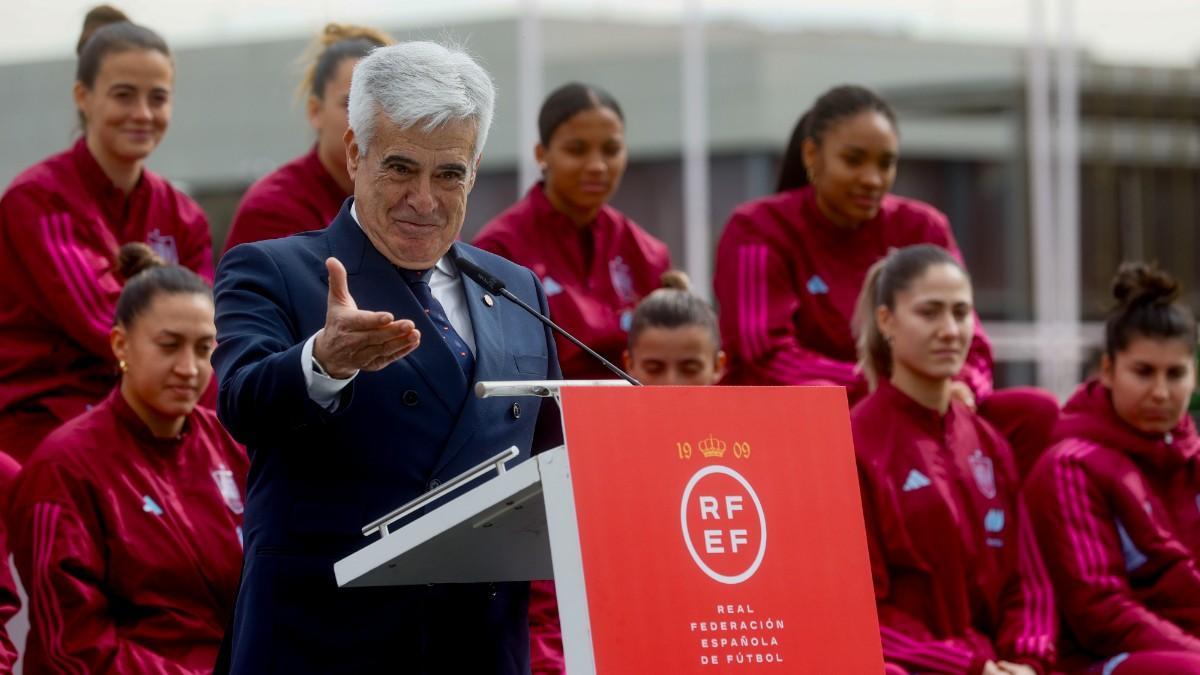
[624,270,725,386]
[713,84,1058,476]
[1024,264,1200,674]
[0,5,212,462]
[223,23,392,251]
[475,82,671,380]
[7,243,246,674]
[851,244,1056,675]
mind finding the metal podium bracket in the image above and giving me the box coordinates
[470,482,548,531]
[362,446,519,538]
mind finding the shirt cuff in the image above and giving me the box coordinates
[302,331,357,412]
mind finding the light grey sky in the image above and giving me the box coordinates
[3,0,1198,67]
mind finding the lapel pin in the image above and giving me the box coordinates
[483,294,494,307]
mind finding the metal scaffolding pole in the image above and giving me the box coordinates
[681,0,712,299]
[1026,0,1062,396]
[1054,0,1082,394]
[517,0,544,195]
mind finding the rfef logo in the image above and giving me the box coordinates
[680,465,767,585]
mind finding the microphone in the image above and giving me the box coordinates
[453,252,642,386]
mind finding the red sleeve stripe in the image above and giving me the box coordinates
[1015,500,1056,658]
[32,503,89,675]
[41,213,114,336]
[1055,442,1120,590]
[880,626,974,673]
[737,243,769,362]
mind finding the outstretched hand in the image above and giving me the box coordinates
[312,257,420,378]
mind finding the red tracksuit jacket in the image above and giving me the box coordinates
[713,186,993,401]
[1024,380,1200,668]
[223,146,346,253]
[852,380,1057,674]
[0,139,212,460]
[7,389,247,674]
[474,183,671,379]
[0,453,22,673]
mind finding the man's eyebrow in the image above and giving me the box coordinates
[380,154,419,168]
[436,162,469,174]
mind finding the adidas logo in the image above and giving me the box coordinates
[142,495,164,516]
[902,469,932,492]
[806,275,829,295]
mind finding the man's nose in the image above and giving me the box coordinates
[407,175,436,214]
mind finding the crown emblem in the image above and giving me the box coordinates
[698,434,727,459]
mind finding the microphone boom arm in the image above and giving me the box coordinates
[495,287,641,386]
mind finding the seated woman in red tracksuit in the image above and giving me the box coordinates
[223,22,392,252]
[474,82,671,675]
[851,244,1057,675]
[1024,264,1200,675]
[714,85,1058,477]
[623,271,725,387]
[0,7,213,462]
[6,243,247,674]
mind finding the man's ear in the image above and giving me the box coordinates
[344,127,360,182]
[467,154,481,192]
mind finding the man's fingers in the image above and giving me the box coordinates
[360,343,422,372]
[325,257,356,310]
[336,310,399,332]
[358,330,422,371]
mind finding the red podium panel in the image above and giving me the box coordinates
[559,386,882,673]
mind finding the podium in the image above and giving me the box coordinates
[335,382,884,673]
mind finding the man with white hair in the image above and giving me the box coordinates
[213,41,562,673]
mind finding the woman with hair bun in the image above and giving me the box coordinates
[1024,263,1200,674]
[474,81,669,675]
[851,244,1056,675]
[7,243,246,674]
[714,84,1058,477]
[624,270,725,386]
[223,23,393,251]
[0,5,212,462]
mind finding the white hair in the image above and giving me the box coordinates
[348,41,495,163]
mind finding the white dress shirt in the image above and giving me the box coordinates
[303,202,475,410]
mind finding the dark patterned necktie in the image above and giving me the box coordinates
[398,267,475,380]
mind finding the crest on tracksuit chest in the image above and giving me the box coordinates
[146,228,179,264]
[212,466,244,514]
[609,255,637,304]
[967,449,997,499]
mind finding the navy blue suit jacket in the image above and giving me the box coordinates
[213,201,562,674]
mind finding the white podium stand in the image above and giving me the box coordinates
[334,381,626,674]
[334,381,885,674]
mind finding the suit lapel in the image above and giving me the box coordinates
[325,204,468,413]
